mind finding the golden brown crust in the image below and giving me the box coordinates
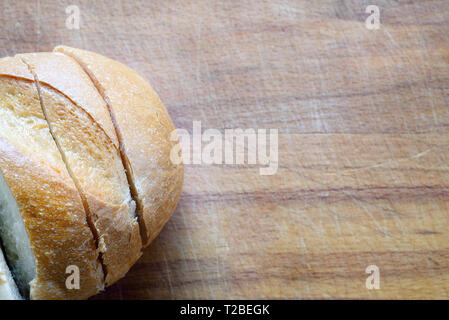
[19,53,142,286]
[0,60,104,299]
[17,53,119,148]
[54,46,184,247]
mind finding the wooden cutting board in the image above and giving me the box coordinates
[1,0,448,299]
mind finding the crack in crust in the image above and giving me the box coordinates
[56,51,148,245]
[18,58,108,282]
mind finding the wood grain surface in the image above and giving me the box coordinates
[1,0,449,299]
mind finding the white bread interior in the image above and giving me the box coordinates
[0,170,35,295]
[0,243,22,300]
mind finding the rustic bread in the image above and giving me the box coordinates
[0,48,183,299]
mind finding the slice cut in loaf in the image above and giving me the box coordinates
[0,57,103,299]
[19,53,142,286]
[55,46,184,246]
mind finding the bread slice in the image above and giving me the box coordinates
[0,57,103,299]
[54,46,184,246]
[0,242,21,300]
[19,53,142,285]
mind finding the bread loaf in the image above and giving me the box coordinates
[0,47,183,299]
